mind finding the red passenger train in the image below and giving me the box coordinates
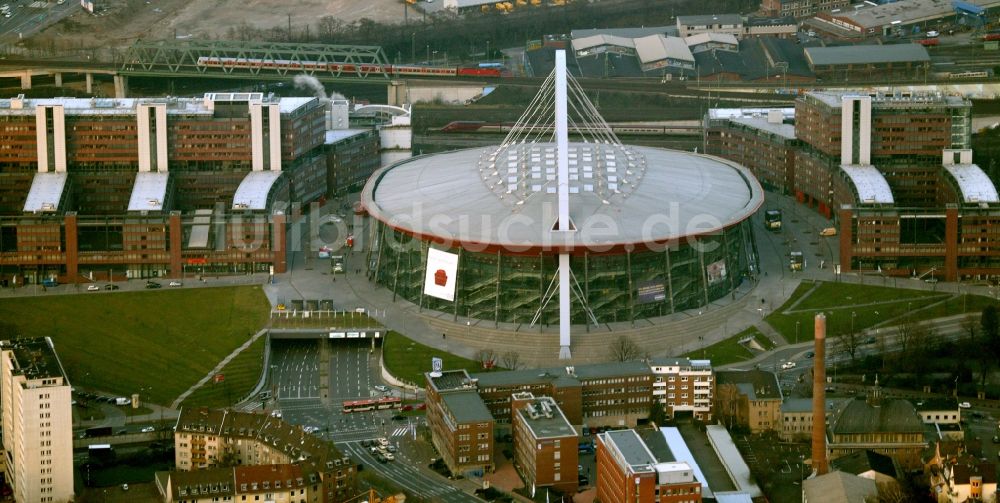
[196,56,502,78]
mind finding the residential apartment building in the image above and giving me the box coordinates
[511,393,578,497]
[168,408,355,502]
[759,0,849,18]
[0,93,382,285]
[915,397,961,425]
[156,463,343,503]
[648,358,713,421]
[705,90,1000,282]
[474,362,654,431]
[780,398,843,442]
[595,429,703,503]
[676,14,744,39]
[424,370,495,477]
[714,370,781,433]
[0,337,74,503]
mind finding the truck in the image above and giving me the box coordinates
[114,397,131,406]
[764,209,782,231]
[85,426,113,438]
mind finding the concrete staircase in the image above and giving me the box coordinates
[419,295,752,367]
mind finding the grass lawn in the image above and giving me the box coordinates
[181,335,267,408]
[382,331,483,387]
[685,327,766,366]
[766,281,992,341]
[0,286,269,406]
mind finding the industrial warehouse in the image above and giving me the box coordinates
[705,90,1000,281]
[0,93,380,285]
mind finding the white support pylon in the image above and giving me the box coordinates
[555,50,572,360]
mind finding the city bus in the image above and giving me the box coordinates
[764,209,782,231]
[790,251,805,271]
[342,397,402,413]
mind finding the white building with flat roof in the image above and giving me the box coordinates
[1,338,74,503]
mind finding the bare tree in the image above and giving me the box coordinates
[500,351,521,370]
[610,336,642,362]
[905,322,936,386]
[477,349,497,369]
[961,313,979,343]
[836,329,861,362]
[895,318,916,355]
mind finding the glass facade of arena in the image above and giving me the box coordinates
[368,219,758,324]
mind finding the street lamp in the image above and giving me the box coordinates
[851,311,856,337]
[795,320,800,344]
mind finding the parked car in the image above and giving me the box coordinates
[804,351,815,359]
[926,30,940,37]
[401,405,414,411]
[959,402,972,409]
[87,285,100,291]
[819,227,837,237]
[168,281,182,287]
[104,284,119,290]
[145,281,161,289]
[992,436,999,443]
[140,426,155,433]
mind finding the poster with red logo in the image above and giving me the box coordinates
[423,248,459,302]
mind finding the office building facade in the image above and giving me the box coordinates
[0,93,380,285]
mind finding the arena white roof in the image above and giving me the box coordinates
[23,172,67,213]
[363,144,763,250]
[685,33,739,48]
[635,35,694,64]
[128,172,169,212]
[572,34,636,53]
[233,171,283,211]
[841,165,895,204]
[943,164,1000,204]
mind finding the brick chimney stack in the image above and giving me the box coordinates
[811,313,828,476]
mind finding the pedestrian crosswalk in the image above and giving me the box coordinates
[390,423,415,437]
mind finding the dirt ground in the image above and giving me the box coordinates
[151,0,405,39]
[35,0,405,52]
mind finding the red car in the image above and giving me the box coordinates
[401,405,413,412]
[416,403,427,411]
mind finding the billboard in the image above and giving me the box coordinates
[706,259,727,285]
[636,280,666,304]
[423,248,459,302]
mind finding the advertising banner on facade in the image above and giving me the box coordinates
[636,280,666,304]
[423,248,459,302]
[706,259,728,285]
